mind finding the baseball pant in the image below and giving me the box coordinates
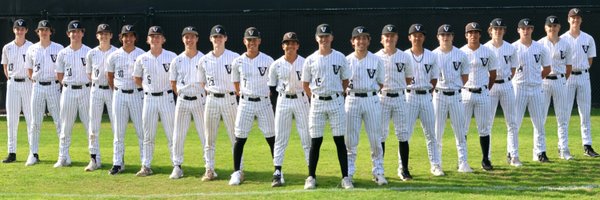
[30,82,62,154]
[379,91,407,173]
[403,91,440,167]
[462,88,492,158]
[88,86,113,160]
[58,86,91,160]
[234,96,275,138]
[565,72,592,146]
[433,90,468,166]
[141,93,175,168]
[513,85,547,159]
[345,94,384,177]
[309,94,346,138]
[5,79,32,153]
[542,76,570,151]
[204,93,239,170]
[111,89,144,166]
[172,94,206,166]
[273,93,311,167]
[488,79,518,157]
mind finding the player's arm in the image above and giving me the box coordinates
[303,81,311,98]
[342,79,349,93]
[461,75,468,85]
[488,70,497,89]
[107,72,115,89]
[405,77,412,85]
[565,64,572,79]
[170,80,178,96]
[3,64,8,79]
[57,72,64,83]
[430,79,437,90]
[541,66,551,78]
[588,58,593,67]
[134,76,143,87]
[233,82,240,96]
[27,69,33,79]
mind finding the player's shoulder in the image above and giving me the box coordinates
[2,41,15,50]
[51,41,64,49]
[163,49,177,58]
[259,52,274,62]
[224,49,240,57]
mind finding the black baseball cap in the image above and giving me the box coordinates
[568,8,581,17]
[489,18,506,28]
[281,32,299,44]
[35,20,52,32]
[210,25,226,36]
[67,20,84,32]
[437,24,453,35]
[181,26,198,36]
[148,26,163,36]
[518,18,534,28]
[408,23,426,35]
[120,25,135,35]
[244,27,260,39]
[13,19,26,29]
[545,16,560,26]
[381,24,398,35]
[315,24,332,36]
[465,22,482,32]
[96,24,111,33]
[351,26,369,37]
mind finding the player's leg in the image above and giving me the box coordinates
[111,93,128,170]
[379,95,392,158]
[171,98,192,169]
[344,97,361,178]
[203,97,220,173]
[5,81,20,161]
[553,78,571,159]
[432,92,447,167]
[364,96,385,184]
[391,94,407,176]
[307,99,326,179]
[528,88,548,161]
[576,77,593,149]
[21,81,34,164]
[330,96,349,179]
[28,85,44,159]
[273,98,292,168]
[56,89,77,166]
[130,92,145,163]
[294,96,311,165]
[511,87,528,160]
[86,88,103,171]
[399,93,419,177]
[140,97,159,170]
[488,85,501,134]
[420,95,442,175]
[159,95,176,164]
[257,99,276,156]
[448,94,469,170]
[47,84,62,136]
[192,96,206,147]
[474,93,493,168]
[232,100,252,173]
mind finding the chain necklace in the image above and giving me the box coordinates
[410,49,424,64]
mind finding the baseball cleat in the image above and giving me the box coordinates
[53,158,71,168]
[169,166,183,179]
[228,170,244,186]
[430,164,445,176]
[201,169,218,181]
[108,165,124,175]
[584,145,600,157]
[559,149,573,160]
[481,159,493,171]
[399,170,413,181]
[508,156,523,167]
[135,166,153,177]
[457,161,473,173]
[537,152,550,162]
[25,154,40,166]
[373,174,388,185]
[304,176,316,190]
[2,153,16,163]
[84,157,101,172]
[341,177,354,189]
[271,170,285,187]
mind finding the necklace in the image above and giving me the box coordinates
[410,49,424,63]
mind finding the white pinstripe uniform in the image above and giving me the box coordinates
[302,49,350,138]
[345,51,385,178]
[560,31,596,147]
[538,36,572,153]
[199,49,240,170]
[2,40,33,155]
[133,49,177,168]
[106,47,145,166]
[512,40,552,159]
[25,42,63,156]
[86,45,116,160]
[432,46,469,165]
[375,48,412,173]
[483,40,518,156]
[170,51,206,167]
[231,52,275,139]
[460,45,496,137]
[268,55,311,166]
[55,45,92,162]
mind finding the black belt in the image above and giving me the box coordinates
[116,87,143,94]
[571,69,588,75]
[407,89,430,95]
[349,92,377,97]
[38,80,59,86]
[436,89,460,96]
[145,90,173,96]
[211,92,235,98]
[183,95,198,101]
[467,88,483,94]
[241,95,262,102]
[64,83,91,89]
[281,92,304,99]
[93,83,110,89]
[314,93,339,101]
[385,91,404,97]
[10,78,26,82]
[545,74,565,80]
[494,77,511,84]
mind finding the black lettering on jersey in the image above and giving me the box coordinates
[81,58,86,66]
[452,61,461,71]
[8,63,14,71]
[395,63,405,72]
[50,54,57,62]
[517,66,523,72]
[367,69,376,78]
[333,65,341,75]
[424,64,432,73]
[296,71,301,80]
[315,77,322,86]
[258,67,268,76]
[582,45,589,53]
[282,83,287,91]
[480,58,489,66]
[163,63,170,72]
[348,79,354,89]
[503,55,511,65]
[22,54,26,62]
[224,64,232,74]
[533,54,541,63]
[560,51,566,59]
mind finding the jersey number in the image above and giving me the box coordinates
[147,75,152,84]
[117,70,124,78]
[207,77,215,86]
[95,69,100,77]
[66,68,72,76]
[8,64,14,71]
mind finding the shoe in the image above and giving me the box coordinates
[53,158,71,168]
[508,155,523,167]
[25,154,40,166]
[271,170,285,187]
[169,166,184,179]
[457,161,473,173]
[537,152,550,162]
[584,145,600,157]
[84,157,101,172]
[430,165,445,176]
[341,177,354,189]
[135,166,153,177]
[108,165,124,175]
[201,169,218,181]
[2,153,16,163]
[481,159,493,171]
[559,149,573,160]
[228,170,244,185]
[373,174,388,185]
[304,176,316,190]
[399,170,413,181]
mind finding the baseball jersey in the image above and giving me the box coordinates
[404,49,439,90]
[56,45,92,85]
[537,37,573,75]
[301,49,351,96]
[484,40,518,80]
[133,49,177,93]
[25,42,64,82]
[432,46,469,90]
[106,47,145,90]
[86,46,117,86]
[268,55,305,94]
[231,52,274,97]
[345,52,384,92]
[375,49,413,92]
[560,31,596,70]
[511,41,552,86]
[460,45,497,88]
[2,40,33,78]
[198,49,240,93]
[169,51,205,96]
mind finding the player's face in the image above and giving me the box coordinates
[437,33,453,46]
[243,38,261,51]
[517,26,534,39]
[380,33,398,49]
[489,27,505,39]
[67,29,84,43]
[316,35,333,49]
[351,35,370,51]
[96,32,112,43]
[121,33,136,47]
[568,16,582,29]
[36,28,52,39]
[147,34,165,47]
[210,34,227,46]
[282,41,299,55]
[13,27,28,38]
[465,31,480,44]
[544,24,561,35]
[408,32,425,47]
[182,33,198,48]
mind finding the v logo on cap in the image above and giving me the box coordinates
[357,28,363,33]
[415,25,421,31]
[496,21,502,26]
[550,18,555,23]
[286,32,293,38]
[248,30,254,35]
[443,26,449,32]
[17,21,23,26]
[100,24,107,29]
[320,26,327,32]
[125,26,132,31]
[471,23,477,28]
[41,21,47,26]
[574,9,579,14]
[524,20,529,26]
[152,27,158,32]
[387,26,393,31]
[73,23,79,28]
[215,28,221,33]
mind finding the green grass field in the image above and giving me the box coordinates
[0,109,599,199]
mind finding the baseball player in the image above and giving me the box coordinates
[344,26,386,185]
[54,20,92,168]
[24,20,63,166]
[538,16,573,160]
[84,23,117,171]
[169,26,206,179]
[198,25,240,181]
[431,24,472,173]
[133,26,177,176]
[460,22,497,171]
[106,25,146,175]
[483,18,521,167]
[267,32,311,187]
[561,8,599,157]
[512,18,552,162]
[229,27,276,186]
[402,23,443,179]
[2,19,33,164]
[302,24,353,190]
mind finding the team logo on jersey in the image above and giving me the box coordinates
[452,61,462,71]
[395,63,405,72]
[480,58,489,66]
[332,64,341,74]
[81,58,86,66]
[258,67,267,76]
[367,69,376,78]
[582,45,590,53]
[424,64,432,73]
[560,50,566,59]
[503,55,511,64]
[50,54,57,62]
[162,63,170,72]
[296,71,302,80]
[224,64,232,74]
[533,54,541,63]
